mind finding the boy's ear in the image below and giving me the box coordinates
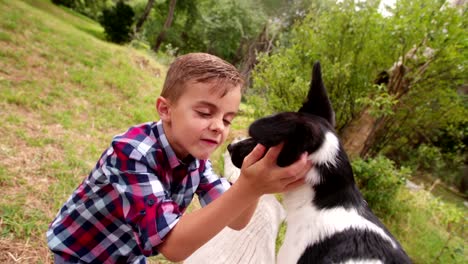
[156,97,171,122]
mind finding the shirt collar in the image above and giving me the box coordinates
[156,120,200,171]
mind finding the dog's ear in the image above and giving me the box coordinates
[248,113,299,147]
[249,113,324,167]
[298,61,336,127]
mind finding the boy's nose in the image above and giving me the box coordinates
[210,118,225,132]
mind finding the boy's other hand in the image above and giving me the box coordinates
[238,143,312,196]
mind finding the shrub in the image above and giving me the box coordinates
[352,156,410,217]
[99,1,135,44]
[405,144,465,188]
[51,0,77,8]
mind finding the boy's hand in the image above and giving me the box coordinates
[238,143,312,196]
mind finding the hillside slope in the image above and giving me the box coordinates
[0,0,165,262]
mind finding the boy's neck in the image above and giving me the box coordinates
[180,155,195,166]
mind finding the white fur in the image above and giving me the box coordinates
[308,132,340,168]
[304,167,322,186]
[277,178,397,264]
[303,131,340,186]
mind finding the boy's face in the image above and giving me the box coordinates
[158,80,242,160]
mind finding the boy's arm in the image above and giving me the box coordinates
[226,171,306,230]
[226,198,258,230]
[157,144,310,262]
[157,176,260,262]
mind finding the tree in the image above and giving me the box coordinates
[134,0,156,35]
[99,1,135,44]
[52,0,108,20]
[249,0,466,172]
[152,0,177,52]
[341,0,467,158]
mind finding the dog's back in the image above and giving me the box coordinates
[228,62,411,264]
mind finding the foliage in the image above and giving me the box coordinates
[249,0,394,125]
[1,1,466,263]
[51,0,109,20]
[355,84,398,118]
[351,156,409,216]
[197,1,266,61]
[135,0,267,63]
[399,143,466,188]
[99,1,135,43]
[380,87,468,186]
[52,0,77,8]
[249,0,467,188]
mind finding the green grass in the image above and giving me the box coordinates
[0,0,165,262]
[383,188,466,263]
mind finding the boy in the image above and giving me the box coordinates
[47,53,311,263]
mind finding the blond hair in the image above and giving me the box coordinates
[160,53,244,102]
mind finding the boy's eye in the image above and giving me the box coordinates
[223,119,232,126]
[196,111,211,117]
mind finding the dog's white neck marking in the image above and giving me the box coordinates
[278,185,397,264]
[308,131,340,167]
[304,131,340,186]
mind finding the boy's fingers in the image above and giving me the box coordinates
[263,142,284,166]
[242,144,266,167]
[279,152,310,180]
[281,161,310,185]
[298,160,313,178]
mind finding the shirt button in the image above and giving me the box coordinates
[147,198,155,206]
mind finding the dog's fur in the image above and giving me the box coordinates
[227,62,411,264]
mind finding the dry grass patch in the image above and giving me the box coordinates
[0,237,51,264]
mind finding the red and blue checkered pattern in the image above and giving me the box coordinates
[47,121,231,263]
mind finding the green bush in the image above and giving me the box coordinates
[52,0,77,8]
[404,144,465,188]
[352,156,410,217]
[51,0,108,20]
[98,1,135,44]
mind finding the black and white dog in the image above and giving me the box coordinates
[228,62,411,264]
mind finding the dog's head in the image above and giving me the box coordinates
[228,61,338,168]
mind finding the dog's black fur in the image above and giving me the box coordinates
[228,62,411,264]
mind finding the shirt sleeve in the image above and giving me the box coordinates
[196,160,232,207]
[105,140,180,257]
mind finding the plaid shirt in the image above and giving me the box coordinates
[47,121,231,263]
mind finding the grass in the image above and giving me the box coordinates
[385,189,466,263]
[0,0,164,263]
[0,1,466,263]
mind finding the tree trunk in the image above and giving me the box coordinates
[341,44,434,158]
[238,23,277,88]
[134,0,156,34]
[340,107,379,159]
[152,0,177,53]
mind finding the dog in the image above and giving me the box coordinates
[227,62,411,264]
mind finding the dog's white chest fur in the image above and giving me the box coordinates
[277,185,316,264]
[277,173,396,264]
